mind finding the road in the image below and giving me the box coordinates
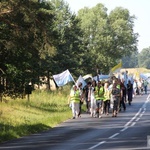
[0,93,150,150]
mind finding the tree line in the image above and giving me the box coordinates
[0,0,148,98]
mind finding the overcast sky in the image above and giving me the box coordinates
[64,0,150,53]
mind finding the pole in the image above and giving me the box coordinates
[96,67,99,82]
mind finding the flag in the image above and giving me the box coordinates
[53,69,75,87]
[110,61,122,74]
[76,75,87,88]
[134,71,140,80]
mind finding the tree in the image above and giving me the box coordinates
[109,7,138,57]
[50,0,85,77]
[138,47,150,69]
[0,0,57,97]
[122,51,139,68]
[77,4,138,74]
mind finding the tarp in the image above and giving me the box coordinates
[82,74,93,80]
[93,74,110,81]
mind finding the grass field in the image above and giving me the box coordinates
[0,86,74,143]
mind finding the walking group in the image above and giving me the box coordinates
[68,75,149,119]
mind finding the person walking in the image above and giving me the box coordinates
[85,82,92,113]
[137,79,143,95]
[88,80,97,117]
[143,79,149,94]
[111,82,121,117]
[127,80,133,105]
[68,85,81,119]
[119,79,126,111]
[103,82,111,115]
[95,81,104,118]
[133,79,139,96]
[78,82,84,117]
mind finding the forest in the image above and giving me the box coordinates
[0,0,150,98]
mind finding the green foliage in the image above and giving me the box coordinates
[50,0,85,76]
[0,0,58,95]
[109,7,138,57]
[77,4,110,74]
[77,4,138,74]
[0,0,139,98]
[138,47,150,69]
[122,51,139,68]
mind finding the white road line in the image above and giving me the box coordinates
[135,117,140,121]
[140,114,143,117]
[131,122,136,127]
[88,141,106,149]
[147,94,150,100]
[120,127,128,132]
[123,94,150,128]
[142,104,146,108]
[124,108,142,127]
[108,133,119,139]
[124,121,130,127]
[88,95,150,149]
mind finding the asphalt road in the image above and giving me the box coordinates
[0,93,150,150]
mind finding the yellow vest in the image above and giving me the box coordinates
[103,89,111,101]
[70,89,80,103]
[117,84,120,89]
[95,86,104,100]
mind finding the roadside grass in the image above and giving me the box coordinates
[0,86,77,143]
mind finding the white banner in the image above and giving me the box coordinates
[76,75,87,88]
[53,69,75,86]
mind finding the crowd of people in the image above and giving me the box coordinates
[68,76,149,119]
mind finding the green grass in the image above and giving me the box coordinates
[0,86,74,143]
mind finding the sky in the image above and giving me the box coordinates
[64,0,150,53]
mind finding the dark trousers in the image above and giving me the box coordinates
[144,86,147,94]
[120,96,126,110]
[85,98,90,111]
[113,99,119,112]
[78,101,83,116]
[104,100,110,114]
[128,90,133,102]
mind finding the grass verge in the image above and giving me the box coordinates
[0,87,74,143]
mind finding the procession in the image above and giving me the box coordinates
[67,74,149,119]
[52,66,150,120]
